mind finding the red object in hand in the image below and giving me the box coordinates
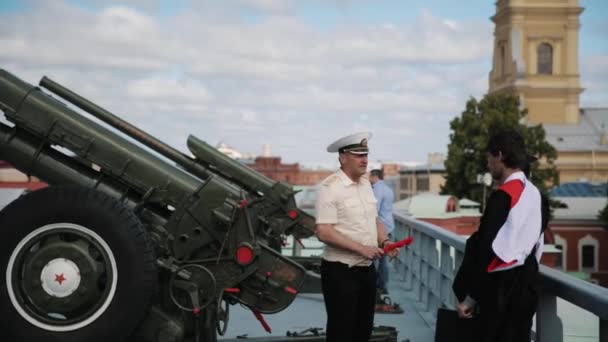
[383,237,414,253]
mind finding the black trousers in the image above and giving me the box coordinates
[475,258,539,342]
[321,260,376,342]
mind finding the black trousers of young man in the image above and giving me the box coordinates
[474,256,540,342]
[321,260,376,342]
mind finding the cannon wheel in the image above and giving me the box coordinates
[0,186,157,342]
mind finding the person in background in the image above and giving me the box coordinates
[315,132,399,342]
[369,169,395,296]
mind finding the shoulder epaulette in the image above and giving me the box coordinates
[321,173,340,187]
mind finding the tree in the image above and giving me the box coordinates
[441,94,558,204]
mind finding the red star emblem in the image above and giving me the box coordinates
[54,273,66,285]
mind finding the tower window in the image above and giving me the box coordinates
[537,43,553,75]
[500,45,506,76]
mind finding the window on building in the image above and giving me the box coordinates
[402,178,410,190]
[582,245,595,270]
[416,177,429,191]
[500,45,506,76]
[537,43,553,75]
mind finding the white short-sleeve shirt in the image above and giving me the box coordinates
[315,169,378,267]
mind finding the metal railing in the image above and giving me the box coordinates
[393,212,608,342]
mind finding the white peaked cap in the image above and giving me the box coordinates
[326,132,372,154]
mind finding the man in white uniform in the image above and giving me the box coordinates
[315,132,398,342]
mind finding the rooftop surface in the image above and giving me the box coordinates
[218,260,600,342]
[218,272,435,342]
[544,108,608,152]
[550,182,608,197]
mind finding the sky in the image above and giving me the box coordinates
[0,0,606,168]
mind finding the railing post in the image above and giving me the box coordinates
[408,228,416,290]
[439,243,456,309]
[451,250,464,308]
[535,292,563,342]
[420,234,430,305]
[427,238,439,313]
[292,236,302,257]
[601,318,607,342]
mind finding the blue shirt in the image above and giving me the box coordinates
[372,180,395,234]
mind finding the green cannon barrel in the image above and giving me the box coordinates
[38,75,221,185]
[187,135,316,234]
[187,135,277,195]
[0,69,204,206]
[0,122,141,207]
[38,72,301,208]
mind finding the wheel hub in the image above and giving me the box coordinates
[7,223,118,332]
[40,258,81,298]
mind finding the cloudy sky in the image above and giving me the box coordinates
[0,0,607,168]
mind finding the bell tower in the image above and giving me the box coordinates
[488,0,584,124]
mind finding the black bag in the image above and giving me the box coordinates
[434,308,477,342]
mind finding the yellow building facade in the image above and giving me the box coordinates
[488,0,608,183]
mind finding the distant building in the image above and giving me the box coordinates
[380,163,401,177]
[398,153,446,200]
[548,182,608,286]
[246,156,333,186]
[216,142,256,160]
[544,109,608,183]
[394,193,481,235]
[488,0,608,183]
[215,143,333,186]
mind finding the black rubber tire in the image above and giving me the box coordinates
[0,186,157,342]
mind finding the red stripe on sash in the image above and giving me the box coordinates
[487,256,517,272]
[498,179,524,209]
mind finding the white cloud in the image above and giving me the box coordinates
[126,77,213,102]
[581,55,608,107]
[4,1,601,166]
[238,0,295,13]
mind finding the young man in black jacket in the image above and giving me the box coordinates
[453,130,545,342]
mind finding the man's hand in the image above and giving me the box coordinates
[456,301,474,319]
[358,246,384,260]
[381,240,399,259]
[386,248,399,259]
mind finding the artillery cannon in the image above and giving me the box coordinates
[0,69,317,342]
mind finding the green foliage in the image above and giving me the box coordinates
[441,94,558,203]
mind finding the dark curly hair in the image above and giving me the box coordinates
[486,129,527,169]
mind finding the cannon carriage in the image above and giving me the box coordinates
[0,69,317,342]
